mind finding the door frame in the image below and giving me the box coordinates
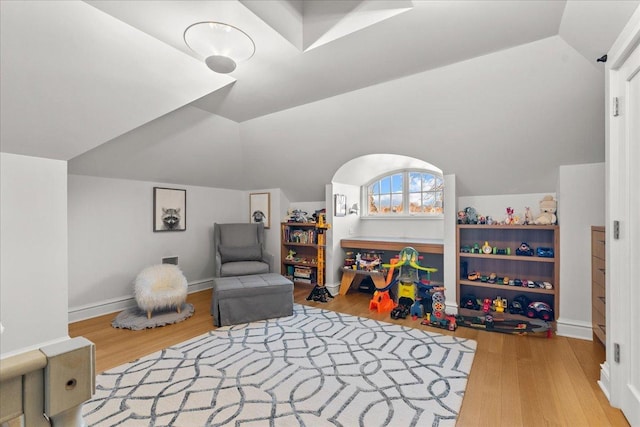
[605,6,640,426]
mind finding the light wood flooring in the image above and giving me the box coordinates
[69,285,629,426]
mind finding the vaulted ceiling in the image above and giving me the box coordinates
[1,1,638,200]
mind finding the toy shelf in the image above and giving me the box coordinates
[459,253,555,263]
[283,242,319,248]
[457,224,559,321]
[458,280,555,295]
[281,222,328,287]
[283,260,318,267]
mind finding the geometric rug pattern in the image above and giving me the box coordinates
[83,304,476,426]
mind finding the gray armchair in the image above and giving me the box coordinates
[213,222,273,277]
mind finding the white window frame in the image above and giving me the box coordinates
[362,169,444,219]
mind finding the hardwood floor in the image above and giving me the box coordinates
[69,285,629,426]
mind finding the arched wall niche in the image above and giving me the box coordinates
[331,153,443,186]
[326,154,454,305]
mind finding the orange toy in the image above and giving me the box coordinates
[369,290,396,313]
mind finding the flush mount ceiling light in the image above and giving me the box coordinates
[184,22,255,74]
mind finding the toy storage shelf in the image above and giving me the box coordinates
[281,222,327,286]
[458,280,555,295]
[457,224,560,320]
[460,253,555,263]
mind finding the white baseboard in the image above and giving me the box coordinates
[555,317,592,340]
[445,300,459,315]
[68,279,214,323]
[598,361,611,401]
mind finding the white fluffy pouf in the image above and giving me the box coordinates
[134,264,188,319]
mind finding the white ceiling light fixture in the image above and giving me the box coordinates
[184,22,255,74]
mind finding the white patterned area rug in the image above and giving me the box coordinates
[84,304,477,427]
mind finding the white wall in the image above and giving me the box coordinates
[557,162,605,339]
[1,153,69,357]
[68,174,245,321]
[240,35,604,202]
[443,174,457,311]
[326,182,361,286]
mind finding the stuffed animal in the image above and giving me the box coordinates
[524,207,534,225]
[534,195,557,225]
[504,207,515,224]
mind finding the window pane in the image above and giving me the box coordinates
[409,172,421,192]
[391,194,403,213]
[422,192,436,206]
[434,176,444,190]
[422,173,436,191]
[409,192,421,213]
[368,193,379,214]
[379,194,391,213]
[370,182,380,195]
[392,174,403,194]
[380,177,391,193]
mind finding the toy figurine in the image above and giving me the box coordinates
[516,242,534,256]
[505,207,515,225]
[464,207,478,224]
[493,297,507,313]
[524,207,533,225]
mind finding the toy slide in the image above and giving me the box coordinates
[455,315,553,338]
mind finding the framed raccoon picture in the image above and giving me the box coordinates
[153,187,186,232]
[249,192,270,228]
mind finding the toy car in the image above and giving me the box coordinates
[536,247,554,258]
[391,304,410,319]
[493,247,511,255]
[515,242,534,256]
[468,271,480,281]
[470,243,482,254]
[460,245,471,253]
[482,298,492,313]
[508,294,531,315]
[526,301,554,321]
[461,293,480,310]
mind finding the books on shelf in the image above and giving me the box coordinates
[294,266,312,278]
[294,265,314,283]
[285,228,317,244]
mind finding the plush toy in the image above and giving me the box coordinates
[534,195,557,225]
[524,207,534,225]
[504,207,515,224]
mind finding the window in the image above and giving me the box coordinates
[365,170,444,217]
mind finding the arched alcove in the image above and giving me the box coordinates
[325,154,456,313]
[332,153,443,186]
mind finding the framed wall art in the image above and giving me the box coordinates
[334,194,347,217]
[153,187,186,232]
[250,192,270,228]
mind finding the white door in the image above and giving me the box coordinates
[609,15,640,426]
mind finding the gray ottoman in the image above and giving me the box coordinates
[211,273,294,326]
